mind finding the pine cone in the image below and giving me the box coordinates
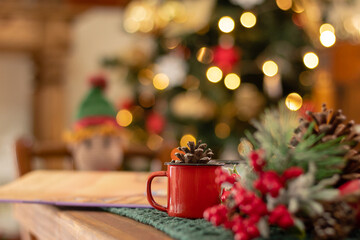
[171,140,214,164]
[291,103,360,183]
[312,201,356,240]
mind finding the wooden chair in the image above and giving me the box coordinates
[15,137,173,177]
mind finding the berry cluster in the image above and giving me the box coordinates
[215,168,238,185]
[204,149,304,240]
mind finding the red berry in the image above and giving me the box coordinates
[215,171,239,185]
[210,215,225,226]
[203,207,214,220]
[221,190,231,202]
[254,171,283,197]
[269,205,294,228]
[277,215,294,228]
[232,222,245,234]
[251,198,268,216]
[223,219,235,229]
[246,224,260,238]
[249,150,266,172]
[216,205,227,215]
[282,167,304,182]
[234,232,249,240]
[241,204,252,214]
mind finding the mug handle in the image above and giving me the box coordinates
[146,171,168,212]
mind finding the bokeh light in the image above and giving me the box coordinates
[116,109,133,127]
[320,31,336,47]
[276,0,292,11]
[215,123,230,139]
[206,66,223,83]
[180,134,196,147]
[171,147,184,161]
[320,23,335,34]
[238,139,253,157]
[240,12,257,28]
[262,61,279,77]
[146,134,164,151]
[153,73,170,90]
[285,93,303,111]
[123,18,140,33]
[196,47,214,64]
[292,1,304,13]
[218,16,235,33]
[224,73,241,90]
[303,52,319,69]
[138,68,153,86]
[139,91,155,108]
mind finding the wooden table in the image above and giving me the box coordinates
[14,204,172,240]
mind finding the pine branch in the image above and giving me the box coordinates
[247,104,346,180]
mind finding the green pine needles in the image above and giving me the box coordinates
[245,103,345,180]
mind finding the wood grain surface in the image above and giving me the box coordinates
[0,170,167,207]
[14,204,172,240]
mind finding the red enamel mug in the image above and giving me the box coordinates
[146,163,223,218]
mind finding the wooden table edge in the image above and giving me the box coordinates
[13,204,173,240]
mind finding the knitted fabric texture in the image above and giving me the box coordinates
[77,87,117,121]
[104,207,360,240]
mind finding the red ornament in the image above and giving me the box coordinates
[146,112,166,134]
[212,45,240,73]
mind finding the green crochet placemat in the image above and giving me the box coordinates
[104,207,360,240]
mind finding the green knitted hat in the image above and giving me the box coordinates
[74,75,117,129]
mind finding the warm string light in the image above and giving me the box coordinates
[320,23,335,34]
[285,93,303,111]
[153,73,170,90]
[262,61,278,77]
[276,0,292,11]
[292,1,304,13]
[123,1,188,34]
[116,109,133,127]
[206,66,223,83]
[218,16,235,33]
[240,12,257,28]
[303,52,319,69]
[320,30,336,47]
[224,73,241,90]
[180,134,196,147]
[196,47,214,64]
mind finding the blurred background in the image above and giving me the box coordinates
[1,0,360,238]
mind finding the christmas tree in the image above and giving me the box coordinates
[102,0,315,156]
